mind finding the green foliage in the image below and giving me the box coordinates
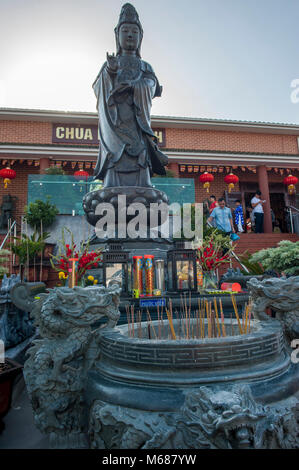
[44,166,65,175]
[24,199,59,232]
[250,240,299,276]
[0,249,10,277]
[9,232,49,265]
[203,219,231,247]
[238,250,265,275]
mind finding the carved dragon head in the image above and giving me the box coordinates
[181,385,267,449]
[31,285,121,337]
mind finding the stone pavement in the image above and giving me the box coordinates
[0,378,49,449]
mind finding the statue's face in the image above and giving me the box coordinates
[118,22,140,53]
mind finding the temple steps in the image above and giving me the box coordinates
[233,233,299,255]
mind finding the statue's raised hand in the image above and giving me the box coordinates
[106,52,118,73]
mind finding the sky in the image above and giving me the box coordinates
[1,0,299,123]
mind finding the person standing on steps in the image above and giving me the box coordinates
[208,197,235,235]
[251,190,266,233]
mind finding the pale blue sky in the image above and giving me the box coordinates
[1,0,299,123]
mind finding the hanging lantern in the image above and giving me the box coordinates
[199,171,214,193]
[0,167,16,189]
[224,173,239,193]
[74,170,89,181]
[74,170,89,193]
[283,175,298,195]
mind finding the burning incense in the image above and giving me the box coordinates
[196,309,200,339]
[213,297,221,337]
[138,310,142,338]
[205,301,211,338]
[219,298,226,337]
[165,308,177,340]
[131,304,135,338]
[126,305,131,337]
[147,309,157,339]
[175,309,180,339]
[231,294,243,335]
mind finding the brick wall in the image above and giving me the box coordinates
[165,128,299,154]
[0,120,52,144]
[1,119,298,156]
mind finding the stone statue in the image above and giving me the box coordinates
[0,194,17,230]
[83,3,169,228]
[248,276,299,342]
[92,3,168,187]
[23,285,121,449]
[0,274,36,348]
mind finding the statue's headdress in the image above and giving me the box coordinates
[115,3,143,57]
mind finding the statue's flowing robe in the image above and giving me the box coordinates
[92,59,168,181]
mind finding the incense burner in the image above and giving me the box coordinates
[87,317,298,449]
[23,281,299,449]
[86,319,289,411]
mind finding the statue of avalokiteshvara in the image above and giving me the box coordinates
[92,3,168,188]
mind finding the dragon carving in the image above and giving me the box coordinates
[248,276,299,342]
[23,285,121,449]
[89,385,298,449]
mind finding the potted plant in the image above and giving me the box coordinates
[24,198,59,259]
[9,232,50,281]
[0,359,23,433]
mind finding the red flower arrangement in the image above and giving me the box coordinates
[50,228,103,283]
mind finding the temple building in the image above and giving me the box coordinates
[0,107,299,235]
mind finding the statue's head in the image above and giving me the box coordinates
[115,3,143,57]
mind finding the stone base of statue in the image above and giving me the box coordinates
[83,186,169,227]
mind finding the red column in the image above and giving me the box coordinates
[39,158,50,174]
[257,165,272,233]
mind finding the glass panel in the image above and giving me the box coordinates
[176,260,195,291]
[151,178,195,205]
[155,259,165,293]
[188,260,194,290]
[27,176,194,215]
[176,260,189,290]
[27,175,103,215]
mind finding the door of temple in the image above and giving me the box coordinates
[224,191,242,210]
[270,192,287,232]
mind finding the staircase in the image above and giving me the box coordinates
[233,233,299,256]
[217,233,299,277]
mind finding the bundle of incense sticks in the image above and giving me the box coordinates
[125,296,252,340]
[231,294,243,335]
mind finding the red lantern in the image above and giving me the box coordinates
[283,175,298,195]
[74,170,89,181]
[0,167,16,189]
[224,173,239,193]
[199,172,214,193]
